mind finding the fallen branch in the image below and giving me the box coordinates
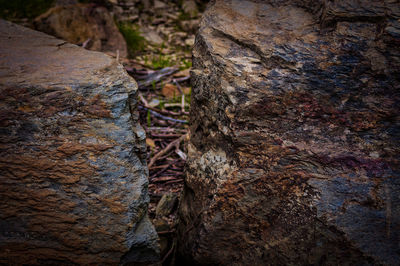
[138,92,149,106]
[152,176,179,182]
[165,179,184,184]
[173,76,190,83]
[161,241,175,264]
[139,105,188,124]
[175,149,187,160]
[164,170,184,175]
[157,230,176,235]
[150,159,180,179]
[125,67,154,75]
[148,127,186,132]
[124,59,154,69]
[155,149,177,163]
[149,164,170,170]
[172,79,186,112]
[148,134,186,168]
[82,38,91,48]
[138,96,186,116]
[138,67,178,89]
[151,133,182,138]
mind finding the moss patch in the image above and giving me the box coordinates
[117,22,147,57]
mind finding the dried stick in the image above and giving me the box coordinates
[165,179,184,184]
[151,133,182,138]
[138,96,186,116]
[181,94,185,112]
[139,106,188,124]
[148,134,186,168]
[157,230,175,235]
[173,76,190,82]
[173,78,187,113]
[138,67,178,88]
[82,38,91,48]
[138,92,149,106]
[150,159,180,179]
[148,127,186,132]
[152,176,179,182]
[149,164,170,170]
[161,241,175,264]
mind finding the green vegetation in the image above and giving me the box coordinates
[147,110,152,127]
[142,53,174,69]
[142,53,191,70]
[117,22,147,57]
[177,11,192,21]
[151,54,175,69]
[185,89,191,106]
[0,0,55,20]
[180,58,192,70]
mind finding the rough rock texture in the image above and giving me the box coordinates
[34,3,128,58]
[0,20,158,265]
[178,0,400,265]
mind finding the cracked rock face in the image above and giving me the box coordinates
[178,0,400,265]
[0,20,158,265]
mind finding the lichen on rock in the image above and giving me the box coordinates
[0,19,158,265]
[177,0,400,265]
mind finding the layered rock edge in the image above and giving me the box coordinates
[0,20,159,265]
[178,0,400,265]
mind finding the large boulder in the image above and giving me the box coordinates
[0,20,158,264]
[178,0,400,265]
[34,3,128,58]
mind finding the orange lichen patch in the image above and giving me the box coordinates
[32,188,57,198]
[348,111,380,131]
[212,177,246,219]
[17,105,36,112]
[301,32,318,43]
[83,94,112,118]
[0,18,157,264]
[57,142,87,155]
[32,213,79,225]
[89,143,114,151]
[49,172,81,184]
[102,195,127,214]
[0,156,55,176]
[57,141,113,156]
[53,231,89,249]
[42,105,58,116]
[0,152,95,187]
[318,60,337,70]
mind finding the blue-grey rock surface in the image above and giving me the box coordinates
[178,0,400,265]
[0,20,159,265]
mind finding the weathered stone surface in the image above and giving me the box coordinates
[0,20,158,264]
[34,3,128,58]
[178,0,400,265]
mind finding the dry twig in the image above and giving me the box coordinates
[148,134,186,168]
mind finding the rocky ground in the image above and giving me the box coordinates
[1,0,207,264]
